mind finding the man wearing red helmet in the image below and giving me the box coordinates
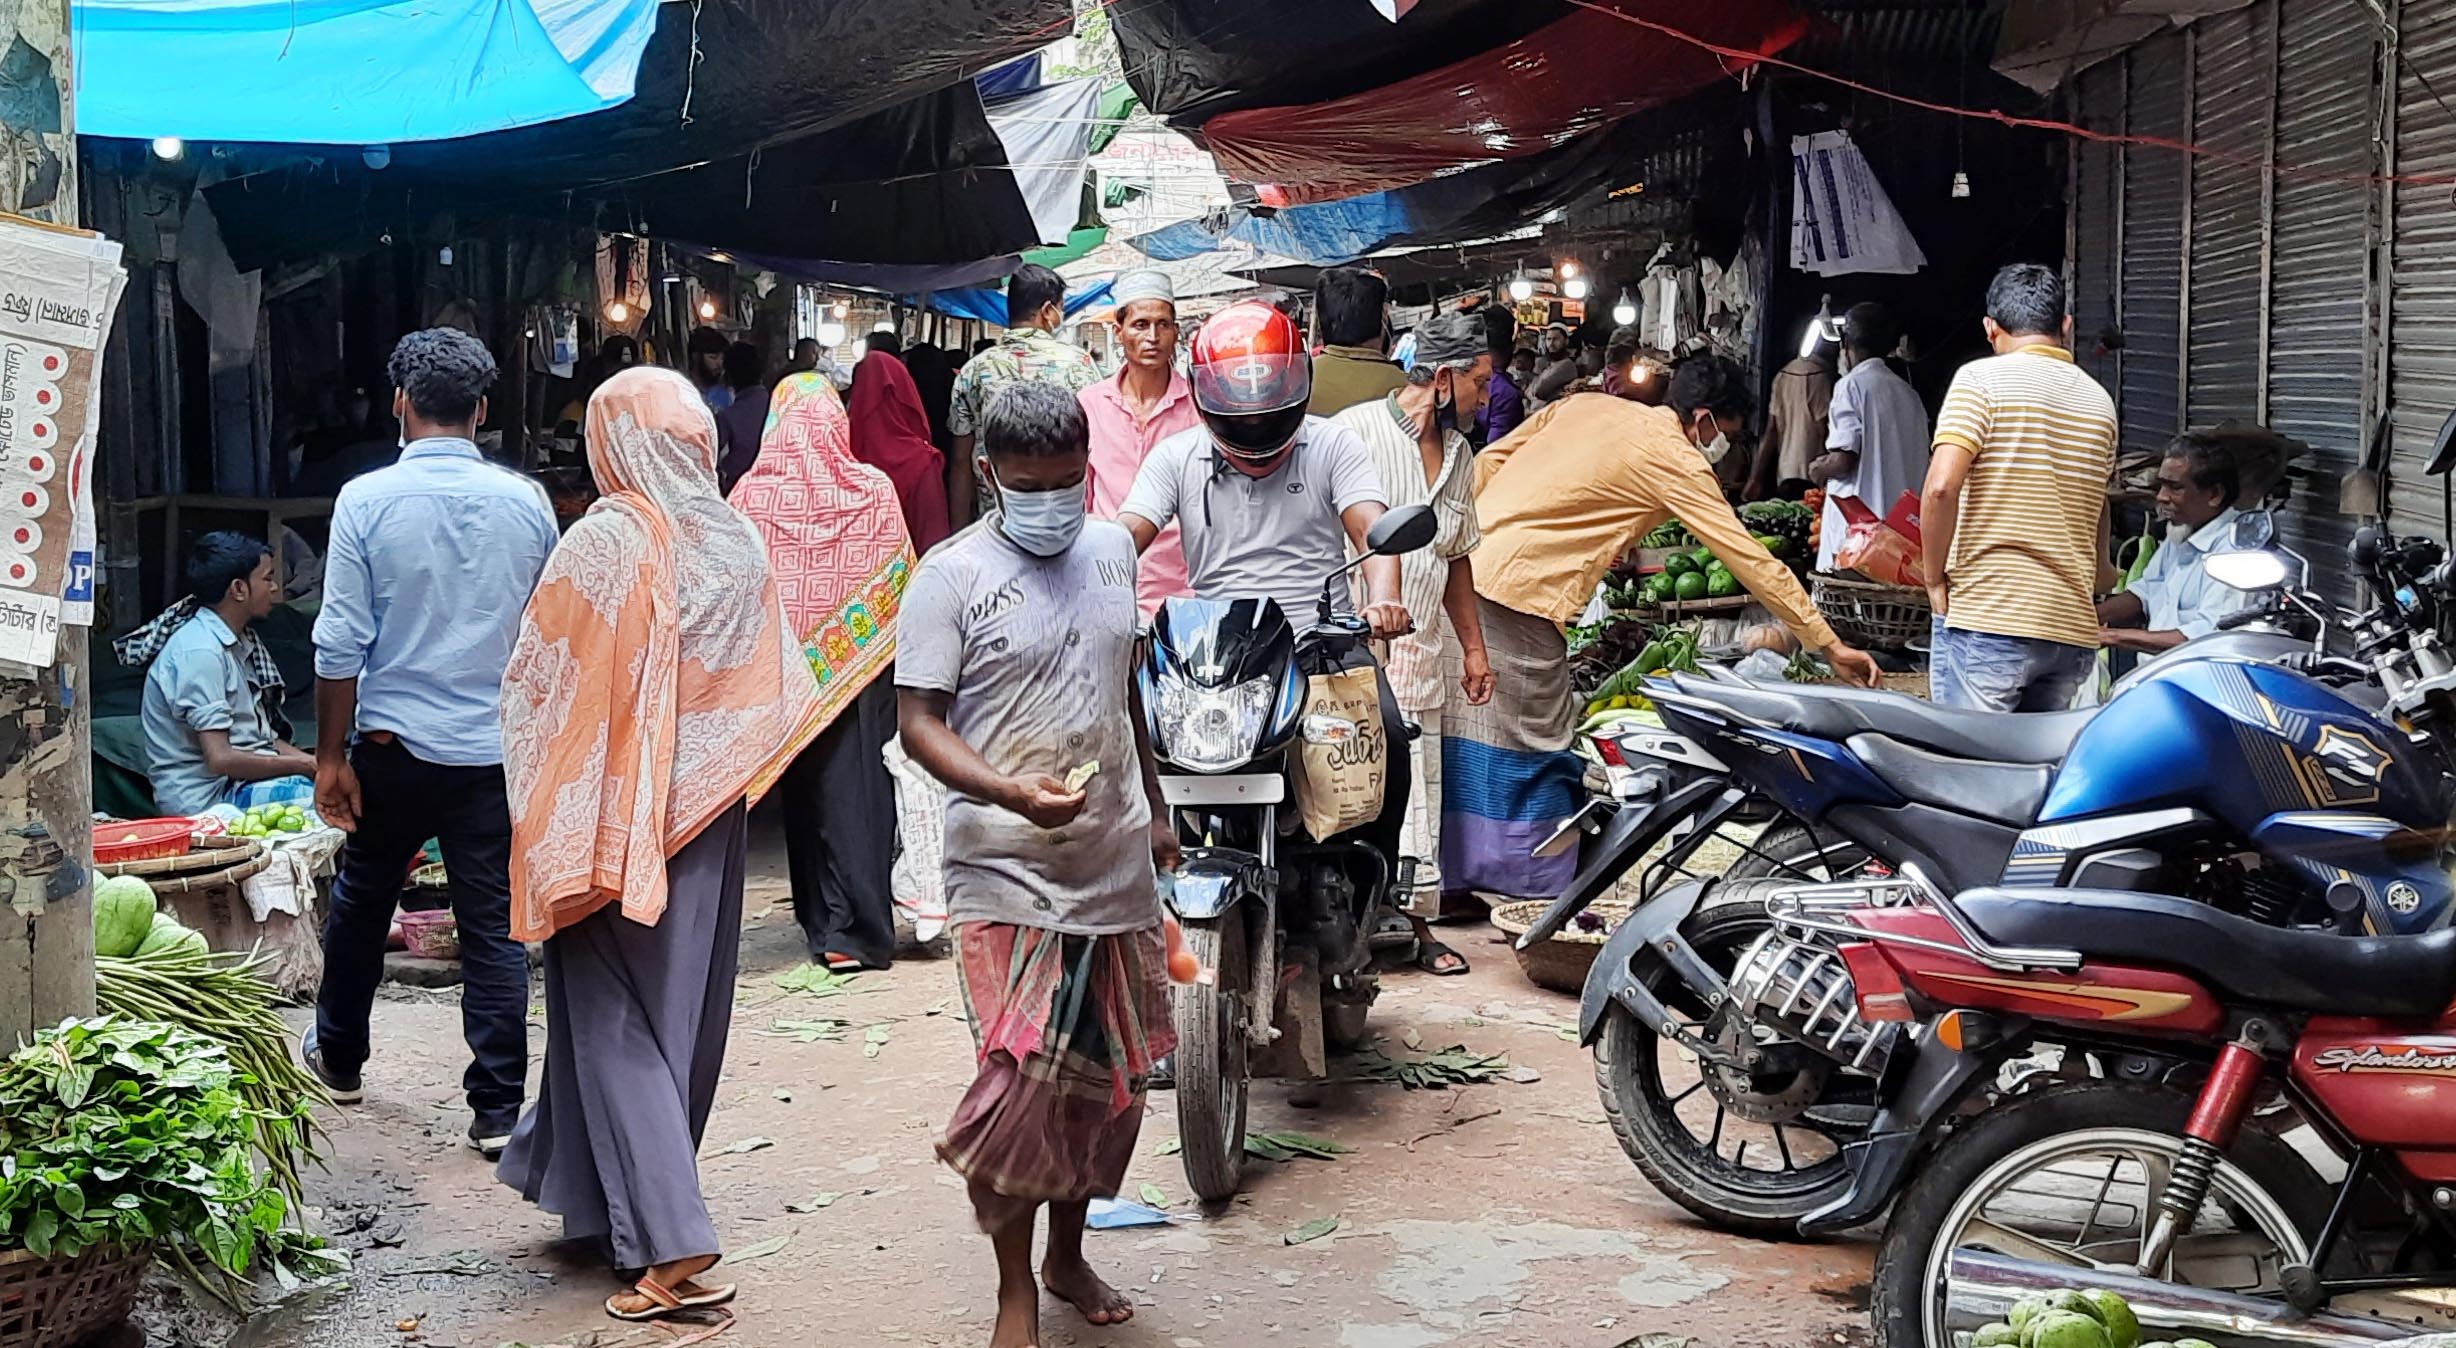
[1117,301,1410,637]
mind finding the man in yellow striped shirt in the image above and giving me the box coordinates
[1919,264,2118,711]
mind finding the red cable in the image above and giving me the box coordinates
[1564,0,2456,189]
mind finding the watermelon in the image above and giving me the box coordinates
[132,917,207,960]
[92,874,159,958]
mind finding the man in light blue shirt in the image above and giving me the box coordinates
[2099,433,2256,654]
[305,328,559,1159]
[139,532,317,814]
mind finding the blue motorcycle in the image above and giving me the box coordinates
[1519,511,2455,1236]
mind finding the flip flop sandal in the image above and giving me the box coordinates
[1415,940,1470,977]
[822,952,867,973]
[605,1276,738,1322]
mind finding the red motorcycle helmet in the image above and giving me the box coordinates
[1190,301,1312,461]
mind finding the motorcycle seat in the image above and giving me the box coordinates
[1662,674,2094,765]
[1955,888,2456,1017]
[1847,734,2050,827]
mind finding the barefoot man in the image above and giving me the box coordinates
[900,380,1179,1347]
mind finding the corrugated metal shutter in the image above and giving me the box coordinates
[2072,62,2123,397]
[2120,36,2188,456]
[2185,5,2271,430]
[2390,0,2456,535]
[2268,0,2377,593]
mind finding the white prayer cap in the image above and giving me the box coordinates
[1112,269,1176,310]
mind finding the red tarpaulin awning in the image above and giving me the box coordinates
[1202,0,1807,207]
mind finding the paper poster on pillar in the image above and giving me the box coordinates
[0,220,126,663]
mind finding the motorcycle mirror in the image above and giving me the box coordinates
[2204,548,2292,592]
[2428,407,2456,476]
[1367,503,1438,556]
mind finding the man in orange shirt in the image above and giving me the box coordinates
[1449,358,1879,901]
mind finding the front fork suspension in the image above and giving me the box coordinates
[2136,1030,2269,1276]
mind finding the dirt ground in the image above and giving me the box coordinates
[206,814,1873,1348]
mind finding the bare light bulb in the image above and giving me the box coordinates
[816,321,847,347]
[1563,277,1590,301]
[832,302,849,319]
[1508,276,1534,303]
[1613,298,1638,326]
[150,136,184,161]
[606,300,631,324]
[698,299,718,320]
[1559,260,1580,280]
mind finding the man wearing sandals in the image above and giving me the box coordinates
[899,381,1179,1348]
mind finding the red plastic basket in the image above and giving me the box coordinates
[93,818,200,865]
[396,907,460,960]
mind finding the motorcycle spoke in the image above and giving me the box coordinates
[1960,1215,2110,1272]
[1773,1125,1797,1173]
[1706,1107,1726,1156]
[1668,1080,1706,1109]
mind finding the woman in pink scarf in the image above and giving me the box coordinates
[496,366,821,1323]
[734,372,916,969]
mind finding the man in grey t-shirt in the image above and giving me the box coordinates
[897,381,1176,1346]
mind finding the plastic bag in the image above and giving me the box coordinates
[882,735,950,943]
[1293,666,1387,841]
[1834,491,1927,588]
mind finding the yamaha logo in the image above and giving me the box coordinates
[2389,881,2423,914]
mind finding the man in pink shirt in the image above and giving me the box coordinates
[1081,270,1200,615]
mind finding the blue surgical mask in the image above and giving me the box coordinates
[995,474,1088,557]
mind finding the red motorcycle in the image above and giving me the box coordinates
[1747,869,2456,1347]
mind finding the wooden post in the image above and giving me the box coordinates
[0,0,89,1045]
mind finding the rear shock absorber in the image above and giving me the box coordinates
[2136,1030,2268,1276]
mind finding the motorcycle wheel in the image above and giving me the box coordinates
[1725,822,1872,882]
[1594,888,1869,1236]
[1171,916,1252,1203]
[1868,1082,2331,1348]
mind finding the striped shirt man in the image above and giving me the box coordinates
[1929,345,2117,649]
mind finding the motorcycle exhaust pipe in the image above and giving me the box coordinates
[1945,1251,2411,1346]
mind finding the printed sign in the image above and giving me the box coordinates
[0,218,124,660]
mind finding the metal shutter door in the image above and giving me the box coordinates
[2072,63,2123,398]
[2120,36,2188,456]
[2268,0,2377,594]
[2391,0,2456,534]
[2186,5,2271,430]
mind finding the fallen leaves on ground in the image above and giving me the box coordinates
[1284,1216,1340,1245]
[728,1234,792,1262]
[772,965,865,997]
[1345,1044,1512,1090]
[705,1135,774,1158]
[862,1024,891,1059]
[786,1192,843,1213]
[1138,1182,1169,1208]
[757,1018,847,1043]
[1155,1129,1353,1162]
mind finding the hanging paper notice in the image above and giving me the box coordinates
[0,218,125,663]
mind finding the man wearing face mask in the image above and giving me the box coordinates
[1450,354,1881,903]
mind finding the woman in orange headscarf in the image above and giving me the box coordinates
[495,366,820,1325]
[846,349,951,553]
[732,373,916,970]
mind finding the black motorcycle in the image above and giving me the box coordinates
[1141,503,1437,1201]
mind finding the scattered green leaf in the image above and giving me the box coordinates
[1138,1182,1168,1209]
[786,1192,843,1214]
[1154,1137,1183,1157]
[772,964,865,997]
[1284,1216,1341,1246]
[707,1136,775,1157]
[863,1024,892,1059]
[1345,1045,1511,1090]
[773,1088,793,1103]
[758,1018,848,1043]
[729,1234,792,1262]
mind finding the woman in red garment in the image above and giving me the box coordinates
[848,350,952,554]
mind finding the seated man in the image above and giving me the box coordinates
[2098,431,2257,654]
[140,531,317,814]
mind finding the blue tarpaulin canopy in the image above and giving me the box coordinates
[910,278,1115,325]
[72,0,662,144]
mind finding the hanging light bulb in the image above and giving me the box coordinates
[606,300,631,324]
[150,136,185,161]
[1950,170,1972,199]
[1508,273,1535,304]
[1559,260,1579,280]
[698,298,718,321]
[1563,276,1590,301]
[832,301,850,319]
[1612,290,1638,327]
[816,321,847,348]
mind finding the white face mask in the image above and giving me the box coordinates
[1690,414,1732,465]
[994,472,1088,557]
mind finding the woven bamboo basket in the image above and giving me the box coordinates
[97,836,263,879]
[1492,898,1633,995]
[1811,574,1931,650]
[0,1245,150,1348]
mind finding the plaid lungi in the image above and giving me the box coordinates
[936,922,1175,1207]
[1439,596,1583,900]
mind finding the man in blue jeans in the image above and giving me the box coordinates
[303,328,561,1158]
[1919,264,2119,711]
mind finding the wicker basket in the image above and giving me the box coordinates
[98,836,263,880]
[1492,898,1633,995]
[1812,574,1931,650]
[0,1245,149,1348]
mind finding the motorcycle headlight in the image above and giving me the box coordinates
[1157,670,1274,771]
